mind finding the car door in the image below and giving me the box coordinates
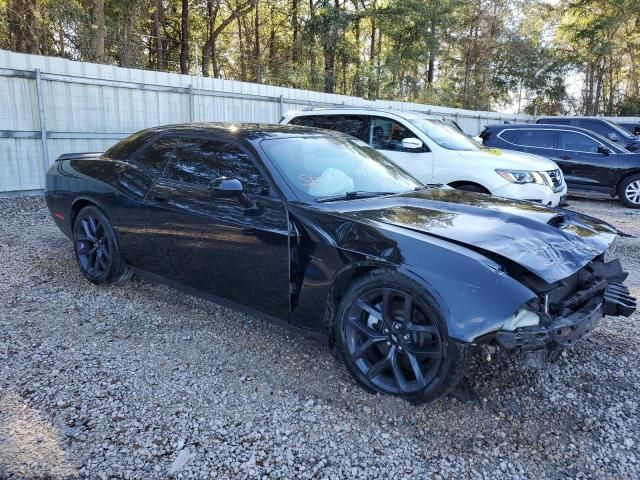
[555,130,617,190]
[368,116,434,183]
[142,134,291,319]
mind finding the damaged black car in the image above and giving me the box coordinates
[44,124,636,403]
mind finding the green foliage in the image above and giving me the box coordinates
[0,0,637,113]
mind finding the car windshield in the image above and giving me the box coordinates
[261,135,422,202]
[602,118,635,139]
[407,118,483,151]
[584,130,629,153]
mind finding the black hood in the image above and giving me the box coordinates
[310,189,617,284]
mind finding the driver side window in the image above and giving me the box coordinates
[163,137,270,195]
[369,117,417,151]
[558,132,600,153]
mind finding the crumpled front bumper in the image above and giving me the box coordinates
[495,281,636,367]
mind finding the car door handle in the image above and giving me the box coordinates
[559,154,571,160]
[152,193,167,202]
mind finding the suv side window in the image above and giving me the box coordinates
[288,115,324,128]
[496,129,517,143]
[320,115,369,141]
[132,136,180,176]
[370,117,417,151]
[540,118,567,125]
[558,131,600,153]
[512,129,557,149]
[578,120,609,137]
[163,137,270,194]
[289,115,369,141]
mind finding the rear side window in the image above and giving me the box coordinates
[499,129,556,149]
[514,129,556,149]
[290,115,370,142]
[289,115,324,128]
[132,137,180,176]
[104,130,157,160]
[497,129,517,143]
[319,115,369,142]
[163,137,269,194]
[539,118,569,125]
[577,120,610,137]
[558,131,600,153]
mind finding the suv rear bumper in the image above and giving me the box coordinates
[495,282,636,366]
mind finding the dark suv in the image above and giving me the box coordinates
[537,117,640,152]
[480,123,640,208]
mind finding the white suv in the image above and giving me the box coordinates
[281,108,567,206]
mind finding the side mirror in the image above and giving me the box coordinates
[606,132,620,142]
[401,137,423,151]
[210,177,243,197]
[597,145,611,156]
[209,177,254,208]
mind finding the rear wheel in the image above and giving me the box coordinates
[73,205,131,284]
[619,174,640,208]
[335,270,471,403]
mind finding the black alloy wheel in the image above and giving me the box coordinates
[336,270,470,402]
[73,205,131,284]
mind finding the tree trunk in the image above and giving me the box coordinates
[268,20,277,80]
[291,0,299,63]
[8,0,40,54]
[254,0,260,82]
[628,44,639,97]
[180,0,189,74]
[375,27,381,99]
[308,0,317,90]
[368,1,376,99]
[90,0,106,62]
[352,0,363,97]
[237,15,246,81]
[153,0,165,70]
[202,0,255,78]
[427,18,436,87]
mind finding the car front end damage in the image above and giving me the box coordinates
[494,256,636,367]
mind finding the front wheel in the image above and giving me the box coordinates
[73,205,132,284]
[335,270,471,403]
[619,174,640,208]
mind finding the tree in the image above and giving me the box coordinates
[180,0,189,73]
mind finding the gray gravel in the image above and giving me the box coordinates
[1,195,639,479]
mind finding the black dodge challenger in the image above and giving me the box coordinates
[45,123,636,402]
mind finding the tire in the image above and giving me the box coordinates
[618,174,640,208]
[72,205,132,285]
[454,183,488,194]
[334,269,471,403]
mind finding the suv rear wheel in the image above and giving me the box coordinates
[619,174,640,208]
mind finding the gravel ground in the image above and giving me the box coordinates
[1,195,639,479]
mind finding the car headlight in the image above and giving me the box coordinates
[604,236,619,262]
[496,169,546,185]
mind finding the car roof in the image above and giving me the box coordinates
[284,107,440,121]
[485,123,601,135]
[128,122,344,141]
[538,116,617,122]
